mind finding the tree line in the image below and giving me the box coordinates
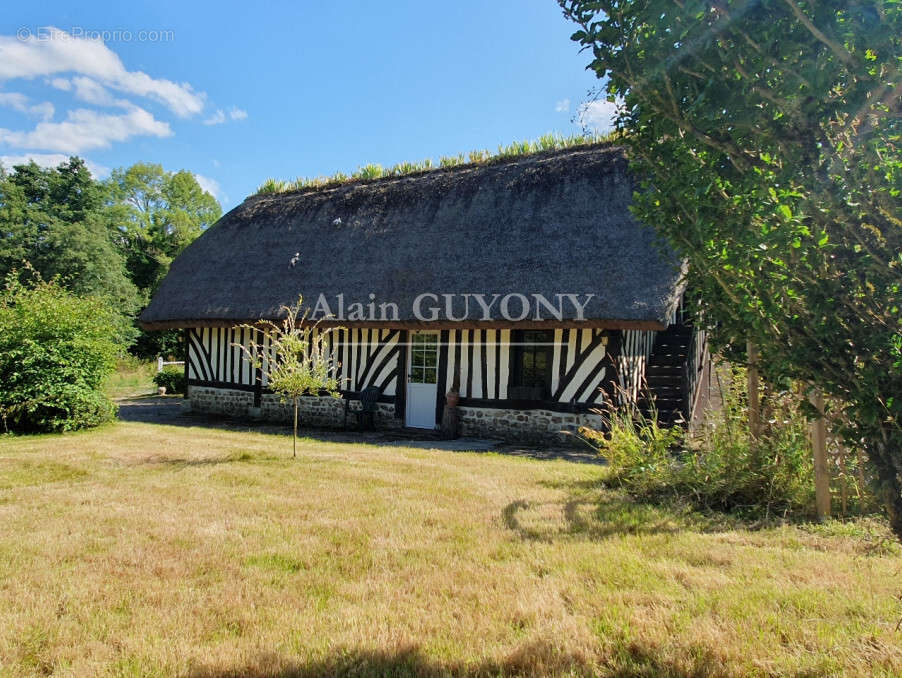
[0,157,221,356]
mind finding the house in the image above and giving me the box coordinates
[140,143,710,442]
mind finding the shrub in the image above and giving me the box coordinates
[0,270,118,433]
[152,367,186,395]
[579,402,684,499]
[579,364,875,521]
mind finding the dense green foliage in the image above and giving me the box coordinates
[152,366,186,395]
[106,163,221,295]
[256,133,615,194]
[562,0,902,535]
[0,157,221,357]
[106,162,221,357]
[0,271,119,432]
[0,158,140,346]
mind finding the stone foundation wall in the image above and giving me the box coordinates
[188,386,599,442]
[189,386,401,429]
[260,394,401,429]
[456,406,604,444]
[188,386,254,417]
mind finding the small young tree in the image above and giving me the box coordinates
[239,296,342,458]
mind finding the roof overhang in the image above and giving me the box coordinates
[139,318,670,332]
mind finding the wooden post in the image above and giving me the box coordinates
[747,340,761,439]
[809,387,831,521]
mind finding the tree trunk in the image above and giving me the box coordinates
[747,340,761,439]
[293,397,298,459]
[808,387,831,521]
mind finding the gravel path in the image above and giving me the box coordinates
[115,395,603,464]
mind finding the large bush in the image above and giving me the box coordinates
[561,0,902,537]
[0,271,119,433]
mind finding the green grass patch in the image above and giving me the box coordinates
[244,552,306,573]
[104,358,156,399]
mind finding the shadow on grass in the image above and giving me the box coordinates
[505,478,898,549]
[137,451,278,467]
[502,478,739,542]
[186,640,735,678]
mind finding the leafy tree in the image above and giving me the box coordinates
[106,163,220,293]
[560,1,902,535]
[239,297,342,458]
[0,158,140,345]
[0,267,119,433]
[106,163,221,356]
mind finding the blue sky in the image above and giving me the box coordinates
[0,1,612,210]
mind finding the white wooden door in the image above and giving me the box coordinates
[405,332,439,428]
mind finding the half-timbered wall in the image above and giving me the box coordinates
[437,328,614,405]
[331,328,401,396]
[187,326,258,386]
[187,325,658,409]
[186,327,401,397]
[443,329,511,400]
[618,330,656,403]
[551,328,612,405]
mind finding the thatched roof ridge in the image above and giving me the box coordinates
[254,135,616,196]
[140,144,684,330]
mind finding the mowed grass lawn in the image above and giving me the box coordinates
[0,422,900,677]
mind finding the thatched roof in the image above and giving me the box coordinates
[140,144,684,330]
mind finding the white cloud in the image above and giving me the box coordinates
[204,107,246,125]
[0,152,109,177]
[48,77,72,91]
[0,27,205,117]
[193,173,221,199]
[0,105,172,153]
[577,99,618,133]
[203,109,226,125]
[68,76,130,108]
[555,98,570,113]
[0,91,54,120]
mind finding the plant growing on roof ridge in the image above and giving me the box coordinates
[237,296,342,458]
[253,132,618,195]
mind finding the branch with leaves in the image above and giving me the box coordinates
[561,0,902,537]
[237,296,343,458]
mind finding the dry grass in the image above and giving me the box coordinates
[0,422,900,677]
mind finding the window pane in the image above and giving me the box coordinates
[423,349,437,368]
[424,367,437,384]
[534,352,547,371]
[513,330,553,395]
